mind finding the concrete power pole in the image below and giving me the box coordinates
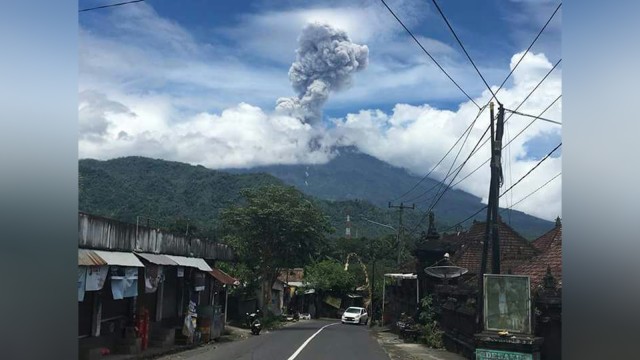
[476,102,505,329]
[491,104,505,274]
[388,202,415,265]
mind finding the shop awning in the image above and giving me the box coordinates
[165,255,212,271]
[78,249,107,266]
[134,252,178,266]
[208,268,239,285]
[91,250,145,267]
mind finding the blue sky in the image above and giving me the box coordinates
[78,0,562,220]
[79,0,560,113]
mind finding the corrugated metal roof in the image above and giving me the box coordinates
[92,250,145,267]
[78,249,107,266]
[165,255,212,271]
[134,252,178,266]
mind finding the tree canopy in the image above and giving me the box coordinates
[304,259,356,293]
[220,184,333,311]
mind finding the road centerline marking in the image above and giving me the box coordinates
[286,322,340,360]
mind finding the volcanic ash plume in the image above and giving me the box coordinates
[276,22,369,124]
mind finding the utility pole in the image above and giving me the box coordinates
[491,104,505,274]
[388,202,415,265]
[476,101,505,330]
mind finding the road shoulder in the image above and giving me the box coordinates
[373,329,467,360]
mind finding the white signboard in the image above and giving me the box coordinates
[483,274,532,334]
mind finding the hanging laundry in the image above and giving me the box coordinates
[78,267,87,301]
[85,266,108,291]
[145,265,164,293]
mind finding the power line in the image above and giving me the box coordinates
[499,142,562,198]
[503,95,562,148]
[427,118,493,211]
[441,205,488,233]
[406,122,490,205]
[390,1,562,201]
[405,121,492,236]
[450,94,562,189]
[401,119,491,204]
[379,0,481,109]
[426,109,482,208]
[392,41,560,204]
[503,172,561,211]
[430,0,498,101]
[391,105,486,203]
[504,118,514,224]
[389,2,562,226]
[505,109,562,125]
[491,3,562,103]
[79,0,145,12]
[412,122,560,236]
[440,60,561,190]
[437,56,562,187]
[502,57,561,118]
[441,170,561,234]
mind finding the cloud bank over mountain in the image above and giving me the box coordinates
[79,2,561,221]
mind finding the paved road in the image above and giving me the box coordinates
[159,319,390,360]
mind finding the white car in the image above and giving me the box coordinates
[341,307,369,325]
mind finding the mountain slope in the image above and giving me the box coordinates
[79,153,553,240]
[79,157,398,240]
[79,157,282,231]
[224,147,554,239]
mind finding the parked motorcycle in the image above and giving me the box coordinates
[246,310,262,335]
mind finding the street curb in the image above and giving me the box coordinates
[116,343,205,360]
[116,328,250,360]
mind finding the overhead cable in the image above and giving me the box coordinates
[430,0,498,100]
[80,0,145,12]
[499,143,562,198]
[379,0,481,109]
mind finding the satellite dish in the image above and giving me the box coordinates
[424,266,468,279]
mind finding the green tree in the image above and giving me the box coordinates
[304,259,356,293]
[220,185,333,313]
[418,295,444,348]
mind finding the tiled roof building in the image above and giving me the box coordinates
[532,216,562,252]
[514,218,562,288]
[450,218,540,275]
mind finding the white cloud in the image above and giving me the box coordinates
[79,99,336,168]
[78,90,136,141]
[79,1,561,221]
[79,50,561,220]
[327,51,561,220]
